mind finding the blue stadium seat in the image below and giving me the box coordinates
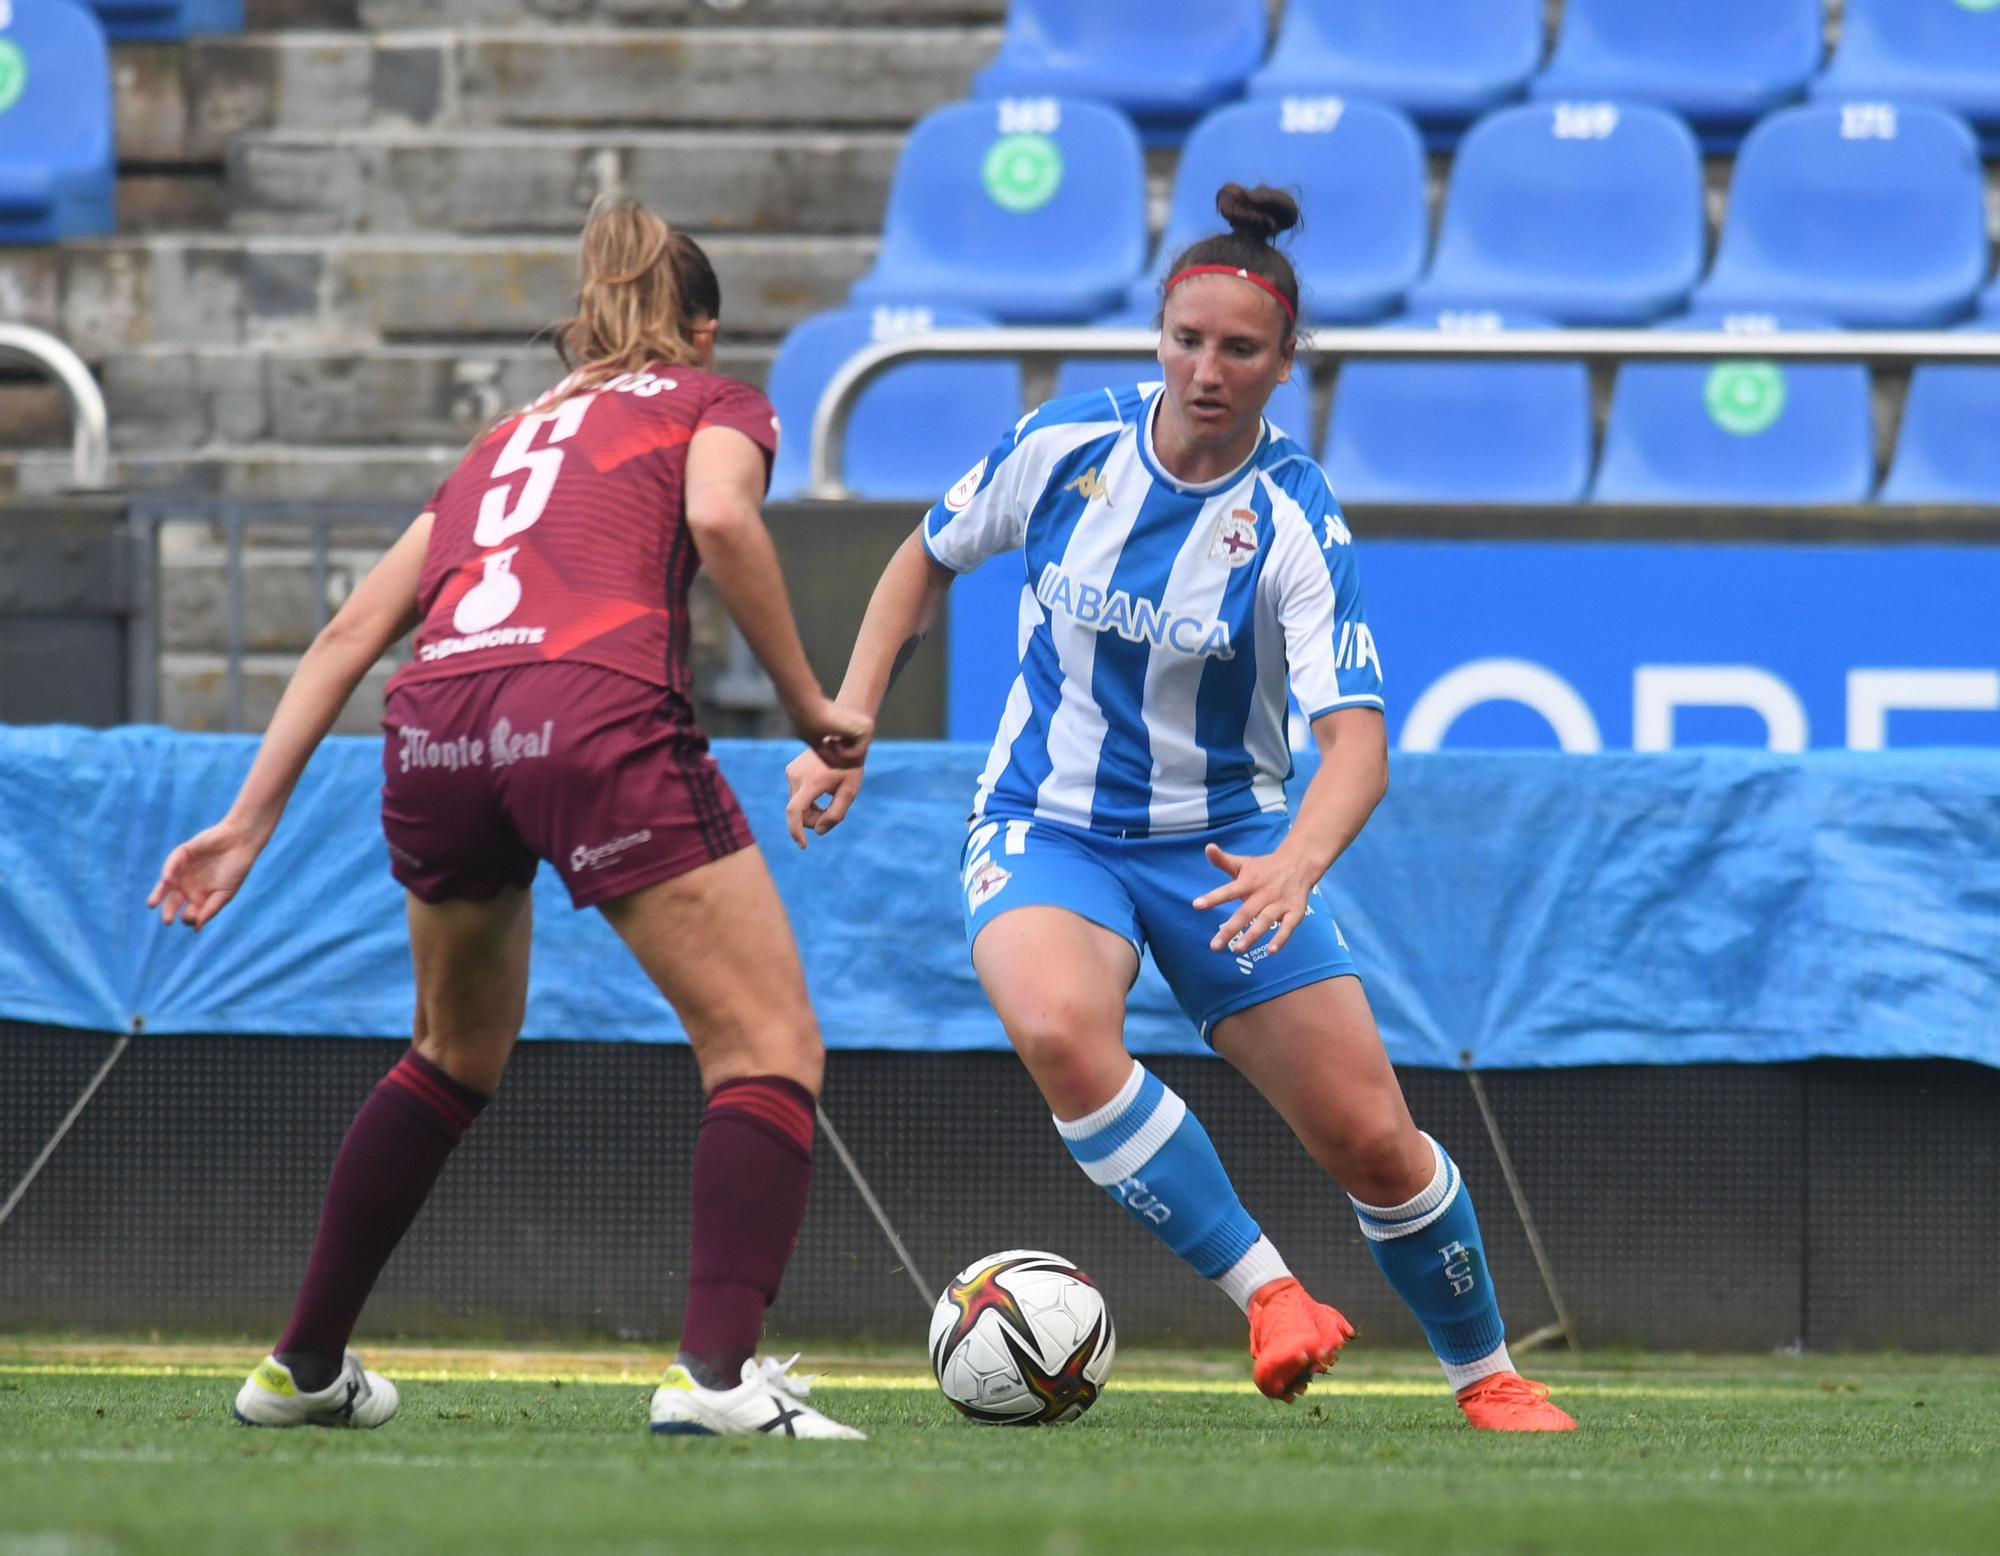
[972,0,1266,145]
[1320,311,1591,504]
[83,0,241,43]
[0,1,115,244]
[1405,102,1704,325]
[1531,0,1823,145]
[1592,313,1873,505]
[1120,98,1426,325]
[1052,351,1318,450]
[1694,103,1987,328]
[1247,0,1544,142]
[1878,324,2000,506]
[764,305,1023,502]
[1811,0,2000,146]
[849,98,1147,323]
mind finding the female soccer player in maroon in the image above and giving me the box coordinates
[149,199,870,1439]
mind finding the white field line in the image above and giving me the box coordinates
[0,1361,1867,1401]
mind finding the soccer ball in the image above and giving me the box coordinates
[928,1249,1115,1425]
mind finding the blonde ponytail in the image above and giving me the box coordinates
[546,197,722,407]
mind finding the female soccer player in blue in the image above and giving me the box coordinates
[787,184,1574,1430]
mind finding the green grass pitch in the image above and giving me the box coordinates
[2,1345,1996,1556]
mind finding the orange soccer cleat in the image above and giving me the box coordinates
[1247,1277,1354,1401]
[1455,1371,1578,1431]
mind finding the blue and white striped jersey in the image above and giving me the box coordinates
[923,383,1384,836]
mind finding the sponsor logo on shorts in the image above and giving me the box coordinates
[966,859,1011,908]
[397,725,485,774]
[488,717,554,767]
[418,625,548,663]
[570,829,653,873]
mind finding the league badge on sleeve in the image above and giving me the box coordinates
[945,457,989,512]
[1211,508,1261,569]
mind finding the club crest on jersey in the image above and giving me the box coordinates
[945,457,988,512]
[1212,508,1260,568]
[966,859,1012,909]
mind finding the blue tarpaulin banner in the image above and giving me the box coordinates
[1,726,1995,1068]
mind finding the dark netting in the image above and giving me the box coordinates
[2,1023,1994,1350]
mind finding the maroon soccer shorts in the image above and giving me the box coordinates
[380,663,753,908]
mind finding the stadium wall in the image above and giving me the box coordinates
[4,1026,1995,1352]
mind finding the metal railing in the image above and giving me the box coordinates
[126,499,414,730]
[806,326,2000,498]
[0,323,111,490]
[126,498,779,732]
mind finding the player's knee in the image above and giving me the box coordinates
[1006,1009,1123,1112]
[703,1012,824,1094]
[1332,1119,1429,1206]
[412,1029,511,1095]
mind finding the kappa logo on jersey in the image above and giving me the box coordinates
[1322,510,1352,549]
[944,457,988,512]
[1211,507,1260,568]
[966,859,1012,908]
[1034,562,1235,660]
[1062,466,1111,505]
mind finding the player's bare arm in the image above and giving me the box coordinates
[685,423,872,766]
[783,527,954,846]
[1194,706,1388,955]
[147,512,435,930]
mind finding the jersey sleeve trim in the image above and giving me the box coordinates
[1303,693,1387,721]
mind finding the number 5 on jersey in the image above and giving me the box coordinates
[474,394,597,549]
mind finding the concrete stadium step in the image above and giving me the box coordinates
[112,27,996,164]
[84,344,775,452]
[0,235,875,355]
[159,649,398,733]
[227,129,900,236]
[156,535,401,655]
[2,446,458,505]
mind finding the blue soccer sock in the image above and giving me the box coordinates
[1055,1062,1289,1310]
[1351,1133,1512,1391]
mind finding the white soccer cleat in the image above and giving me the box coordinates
[649,1354,866,1440]
[233,1351,399,1429]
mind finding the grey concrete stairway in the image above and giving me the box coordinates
[0,0,1000,727]
[1,0,1004,503]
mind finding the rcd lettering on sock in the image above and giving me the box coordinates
[1440,1239,1477,1297]
[1110,1175,1171,1226]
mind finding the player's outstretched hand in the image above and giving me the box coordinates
[147,818,263,930]
[784,745,866,848]
[788,694,874,771]
[1192,842,1316,958]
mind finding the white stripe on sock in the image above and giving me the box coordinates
[1354,1165,1460,1242]
[1214,1235,1291,1312]
[1350,1134,1449,1223]
[1441,1341,1514,1394]
[1077,1090,1188,1187]
[1052,1061,1144,1140]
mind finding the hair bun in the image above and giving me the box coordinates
[1214,182,1300,245]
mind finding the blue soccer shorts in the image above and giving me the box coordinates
[957,808,1360,1042]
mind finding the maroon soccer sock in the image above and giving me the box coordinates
[675,1075,816,1387]
[274,1049,488,1387]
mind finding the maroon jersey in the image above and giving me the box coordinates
[391,365,778,699]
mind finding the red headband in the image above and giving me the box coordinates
[1164,264,1297,326]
